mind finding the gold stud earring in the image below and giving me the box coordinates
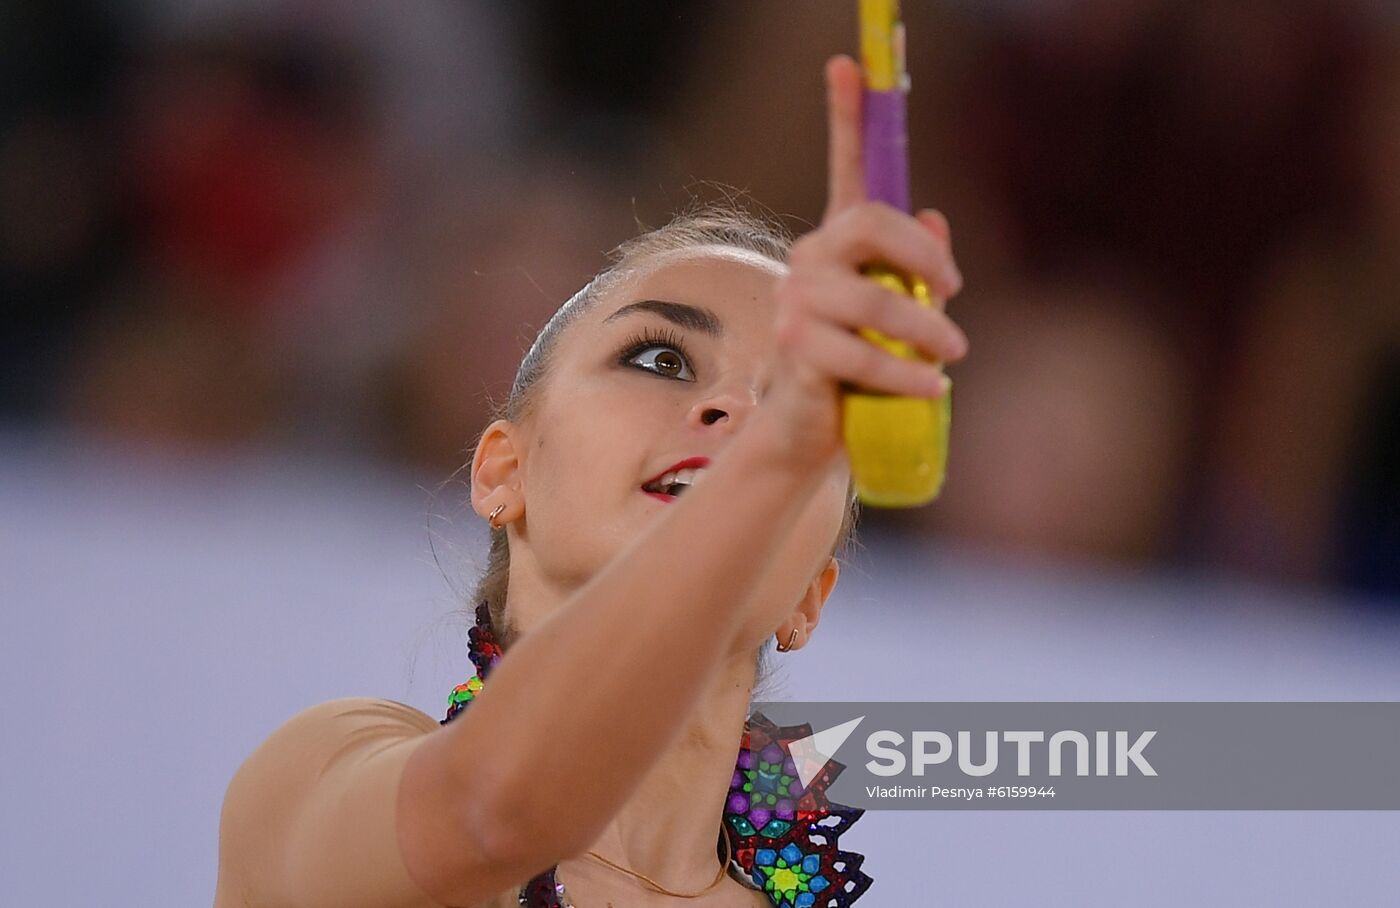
[487,503,507,529]
[775,628,798,652]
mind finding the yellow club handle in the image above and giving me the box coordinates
[842,265,952,507]
[843,0,952,507]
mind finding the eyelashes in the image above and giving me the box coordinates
[616,326,697,381]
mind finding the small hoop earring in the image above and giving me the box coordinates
[776,628,798,652]
[487,503,507,529]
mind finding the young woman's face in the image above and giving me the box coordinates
[510,247,850,652]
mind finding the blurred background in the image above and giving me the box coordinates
[2,1,1398,904]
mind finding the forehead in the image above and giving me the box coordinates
[595,246,787,323]
[629,244,788,278]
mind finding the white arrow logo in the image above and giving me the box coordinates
[787,715,865,789]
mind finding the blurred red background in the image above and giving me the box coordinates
[2,0,1395,596]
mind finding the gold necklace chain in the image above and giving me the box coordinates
[583,831,733,898]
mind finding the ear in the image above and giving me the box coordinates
[786,556,841,646]
[471,418,525,520]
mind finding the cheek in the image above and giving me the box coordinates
[735,479,849,644]
[526,388,657,513]
[531,414,615,501]
[791,477,849,581]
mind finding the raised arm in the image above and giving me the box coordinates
[392,55,966,907]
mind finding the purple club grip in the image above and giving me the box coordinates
[862,87,910,213]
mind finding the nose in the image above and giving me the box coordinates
[688,382,762,433]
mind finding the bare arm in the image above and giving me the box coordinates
[397,414,838,905]
[393,55,968,908]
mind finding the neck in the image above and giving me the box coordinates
[572,651,757,892]
[499,557,761,894]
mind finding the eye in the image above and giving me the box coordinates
[630,345,694,381]
[618,327,697,382]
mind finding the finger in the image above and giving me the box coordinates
[784,316,951,399]
[823,54,866,220]
[795,202,962,297]
[787,268,968,362]
[916,209,950,246]
[914,210,959,309]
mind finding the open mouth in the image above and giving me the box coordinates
[641,458,710,501]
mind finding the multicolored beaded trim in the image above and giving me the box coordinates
[440,601,874,907]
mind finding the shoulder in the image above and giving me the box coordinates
[227,697,441,795]
[277,695,443,737]
[216,697,449,908]
[276,696,442,748]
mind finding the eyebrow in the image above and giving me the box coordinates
[601,299,724,338]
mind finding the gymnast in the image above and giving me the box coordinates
[214,52,967,908]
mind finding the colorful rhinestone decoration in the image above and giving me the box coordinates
[440,600,873,907]
[468,601,504,677]
[727,713,873,907]
[516,873,570,908]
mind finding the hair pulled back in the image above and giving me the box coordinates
[465,200,861,688]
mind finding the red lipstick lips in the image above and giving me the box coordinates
[641,456,711,502]
[643,456,711,486]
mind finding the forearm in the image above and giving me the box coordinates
[450,415,832,862]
